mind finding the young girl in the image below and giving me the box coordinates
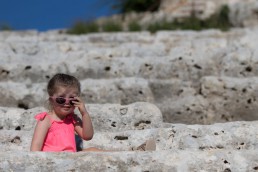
[30,73,155,152]
[31,73,101,152]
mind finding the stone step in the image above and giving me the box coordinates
[1,29,258,82]
[0,102,163,132]
[0,77,194,109]
[0,29,231,44]
[1,149,257,171]
[0,78,155,108]
[1,21,258,172]
[0,130,32,151]
[1,76,258,124]
[0,54,219,82]
[84,121,258,151]
[158,76,258,123]
[1,121,257,152]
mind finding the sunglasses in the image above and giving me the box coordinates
[50,97,78,106]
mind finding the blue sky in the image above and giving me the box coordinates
[0,0,118,31]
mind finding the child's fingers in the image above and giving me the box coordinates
[72,98,84,107]
[74,96,84,103]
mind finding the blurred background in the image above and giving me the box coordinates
[0,0,118,31]
[2,0,257,33]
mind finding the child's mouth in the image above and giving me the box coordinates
[62,106,71,110]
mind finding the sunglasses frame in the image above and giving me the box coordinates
[50,96,78,106]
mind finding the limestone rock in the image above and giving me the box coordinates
[1,119,258,171]
[1,5,258,169]
[1,150,258,172]
[0,102,163,132]
[2,28,258,124]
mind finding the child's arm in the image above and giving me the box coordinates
[73,97,94,140]
[30,117,50,151]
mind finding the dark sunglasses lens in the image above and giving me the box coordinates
[56,97,66,104]
[70,99,78,105]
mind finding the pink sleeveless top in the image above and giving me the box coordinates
[35,112,76,152]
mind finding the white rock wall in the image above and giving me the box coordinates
[1,26,258,171]
[1,104,258,171]
[1,28,258,124]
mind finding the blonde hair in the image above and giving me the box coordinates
[46,73,81,110]
[47,73,81,96]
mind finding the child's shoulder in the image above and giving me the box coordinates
[35,112,51,122]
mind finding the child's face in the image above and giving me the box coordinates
[50,86,79,117]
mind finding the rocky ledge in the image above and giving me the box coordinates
[1,103,258,171]
[1,27,258,171]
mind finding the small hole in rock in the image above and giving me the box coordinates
[104,66,111,71]
[114,136,128,140]
[199,146,205,150]
[134,120,151,127]
[193,64,202,69]
[111,122,116,127]
[245,66,252,72]
[224,168,231,172]
[24,66,32,70]
[178,89,183,95]
[247,99,252,104]
[17,103,29,110]
[1,69,10,75]
[11,136,21,144]
[231,87,237,91]
[253,166,258,170]
[216,145,224,149]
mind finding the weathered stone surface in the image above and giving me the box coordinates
[1,119,257,152]
[0,150,258,171]
[0,102,163,132]
[201,76,258,122]
[85,121,258,151]
[1,28,258,124]
[1,26,258,171]
[1,121,258,171]
[0,78,154,108]
[0,130,32,151]
[2,76,258,124]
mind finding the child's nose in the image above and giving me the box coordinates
[64,99,70,104]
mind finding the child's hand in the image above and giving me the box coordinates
[72,97,88,116]
[72,96,94,140]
